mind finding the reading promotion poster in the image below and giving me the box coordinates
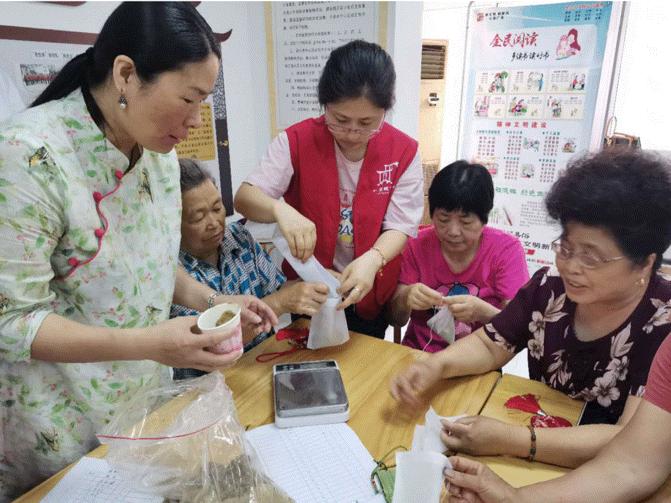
[460,2,614,272]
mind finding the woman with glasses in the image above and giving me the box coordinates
[391,149,671,469]
[235,40,423,337]
[388,161,529,352]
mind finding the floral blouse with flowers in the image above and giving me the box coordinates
[0,89,181,498]
[484,267,671,424]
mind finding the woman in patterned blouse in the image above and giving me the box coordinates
[172,159,330,379]
[0,3,276,499]
[391,149,671,469]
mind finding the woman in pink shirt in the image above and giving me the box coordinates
[389,160,529,352]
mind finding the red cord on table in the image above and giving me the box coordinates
[255,327,309,363]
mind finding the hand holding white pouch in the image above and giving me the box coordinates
[273,235,349,348]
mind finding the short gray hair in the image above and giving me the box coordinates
[178,158,216,193]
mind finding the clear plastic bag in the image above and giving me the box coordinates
[427,307,456,344]
[97,371,292,502]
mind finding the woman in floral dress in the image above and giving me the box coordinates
[0,3,276,499]
[391,149,671,469]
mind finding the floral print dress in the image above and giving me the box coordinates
[484,267,671,425]
[0,89,181,499]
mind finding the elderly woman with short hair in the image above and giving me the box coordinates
[172,159,329,379]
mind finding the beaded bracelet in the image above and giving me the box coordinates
[527,424,537,462]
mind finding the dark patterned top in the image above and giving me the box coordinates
[484,267,671,424]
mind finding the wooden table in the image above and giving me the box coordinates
[474,373,585,487]
[16,323,500,502]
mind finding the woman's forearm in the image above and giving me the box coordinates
[388,285,412,327]
[516,400,671,503]
[233,183,281,223]
[505,423,623,468]
[173,266,215,312]
[434,329,514,379]
[31,312,156,363]
[371,229,407,263]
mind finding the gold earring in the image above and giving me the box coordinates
[638,277,646,286]
[118,94,128,110]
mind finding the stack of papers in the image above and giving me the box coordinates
[246,422,379,503]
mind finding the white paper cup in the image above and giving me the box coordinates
[197,303,243,355]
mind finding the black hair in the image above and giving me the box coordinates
[545,149,671,271]
[179,158,215,193]
[317,40,395,110]
[31,2,220,127]
[428,160,494,223]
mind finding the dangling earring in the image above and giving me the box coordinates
[118,94,128,110]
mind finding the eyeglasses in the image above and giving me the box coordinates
[324,108,385,138]
[551,239,624,270]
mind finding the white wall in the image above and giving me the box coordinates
[612,0,670,151]
[422,1,471,167]
[386,2,424,139]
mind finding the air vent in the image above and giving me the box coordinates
[421,44,446,80]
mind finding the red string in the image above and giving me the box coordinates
[255,328,309,363]
[58,169,125,280]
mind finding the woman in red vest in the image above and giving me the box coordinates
[234,40,424,338]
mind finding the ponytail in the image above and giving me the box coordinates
[31,47,92,107]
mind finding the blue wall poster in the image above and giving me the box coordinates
[459,2,622,272]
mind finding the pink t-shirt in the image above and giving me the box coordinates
[399,225,529,352]
[245,131,424,272]
[644,335,671,413]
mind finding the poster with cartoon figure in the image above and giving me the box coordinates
[474,95,490,117]
[460,2,620,272]
[488,95,508,118]
[476,70,510,94]
[549,68,588,92]
[510,70,546,93]
[545,94,585,120]
[555,27,582,59]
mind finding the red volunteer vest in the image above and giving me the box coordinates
[284,116,418,319]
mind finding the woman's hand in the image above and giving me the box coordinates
[279,282,330,316]
[444,295,500,324]
[337,250,380,310]
[273,201,316,262]
[404,283,444,311]
[222,295,278,334]
[441,416,519,456]
[445,456,519,503]
[390,356,444,408]
[149,316,243,371]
